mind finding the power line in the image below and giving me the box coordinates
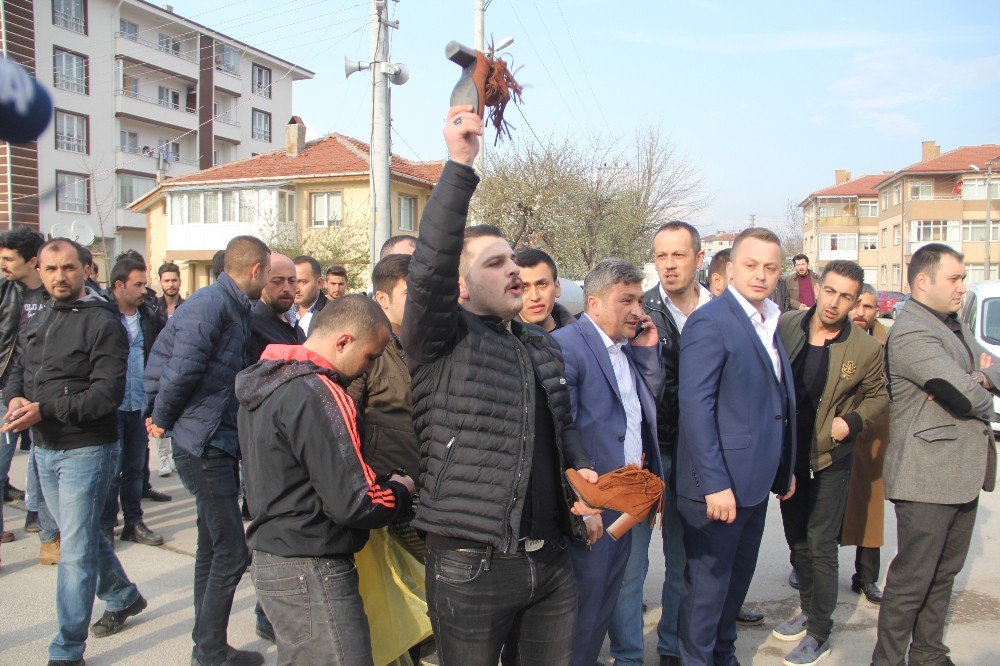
[552,0,607,126]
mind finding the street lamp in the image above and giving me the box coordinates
[971,159,999,280]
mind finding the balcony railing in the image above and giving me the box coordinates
[54,10,85,33]
[56,133,87,153]
[215,60,242,78]
[116,145,198,166]
[116,88,196,114]
[116,31,198,63]
[907,195,961,202]
[215,115,240,127]
[55,73,86,94]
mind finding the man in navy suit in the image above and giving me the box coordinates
[552,258,664,666]
[676,227,797,666]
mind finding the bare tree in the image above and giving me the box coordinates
[777,198,805,266]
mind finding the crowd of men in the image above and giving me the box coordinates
[0,105,995,666]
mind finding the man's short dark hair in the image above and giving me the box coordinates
[379,234,416,259]
[372,254,411,296]
[115,249,146,269]
[907,243,964,288]
[731,227,782,257]
[792,254,809,265]
[111,257,147,289]
[820,260,865,296]
[309,293,390,341]
[211,250,226,279]
[0,226,44,262]
[158,262,180,278]
[464,225,505,244]
[654,221,702,255]
[325,264,347,279]
[515,247,558,282]
[293,255,322,280]
[223,236,269,276]
[79,245,93,267]
[708,249,731,279]
[39,238,87,265]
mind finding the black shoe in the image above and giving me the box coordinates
[47,660,85,665]
[3,484,25,502]
[789,568,800,589]
[120,522,164,546]
[255,622,275,643]
[659,656,681,666]
[190,647,265,666]
[25,510,39,533]
[852,580,883,604]
[736,606,764,625]
[142,488,172,502]
[103,527,115,545]
[90,594,147,637]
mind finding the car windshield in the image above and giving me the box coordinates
[983,298,1000,346]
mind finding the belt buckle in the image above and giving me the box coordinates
[524,538,545,553]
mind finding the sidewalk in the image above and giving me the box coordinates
[2,444,998,665]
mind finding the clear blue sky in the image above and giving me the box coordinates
[168,0,1000,232]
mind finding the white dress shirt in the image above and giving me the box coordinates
[727,285,782,381]
[660,282,713,334]
[585,315,644,466]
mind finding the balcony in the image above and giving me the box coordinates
[817,215,859,228]
[167,221,297,253]
[818,249,859,261]
[213,114,241,143]
[906,197,964,221]
[116,89,195,114]
[115,33,199,79]
[116,31,197,62]
[115,90,198,133]
[116,145,198,167]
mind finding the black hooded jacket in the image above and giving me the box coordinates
[236,344,410,558]
[4,288,127,449]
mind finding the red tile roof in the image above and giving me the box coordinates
[165,133,445,187]
[810,174,883,198]
[877,144,1000,187]
[703,232,737,242]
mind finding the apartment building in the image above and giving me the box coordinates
[130,119,444,292]
[0,0,313,260]
[800,170,886,286]
[702,231,737,255]
[800,141,1000,292]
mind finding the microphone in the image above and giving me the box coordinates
[0,58,53,144]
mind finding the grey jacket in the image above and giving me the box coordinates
[884,300,998,504]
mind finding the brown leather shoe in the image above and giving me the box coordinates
[565,465,665,539]
[40,537,60,565]
[445,40,523,143]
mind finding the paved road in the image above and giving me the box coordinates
[1,440,997,665]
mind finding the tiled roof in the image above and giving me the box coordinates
[164,133,445,187]
[877,144,1000,187]
[703,232,737,242]
[810,174,884,198]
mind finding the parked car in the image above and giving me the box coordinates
[877,290,905,317]
[890,294,910,319]
[959,280,1000,433]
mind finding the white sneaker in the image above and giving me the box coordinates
[158,455,172,477]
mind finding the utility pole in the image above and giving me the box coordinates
[473,0,485,174]
[986,160,995,281]
[749,213,756,228]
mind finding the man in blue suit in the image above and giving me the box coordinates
[677,227,797,666]
[552,258,664,666]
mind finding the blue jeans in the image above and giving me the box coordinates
[35,443,141,661]
[26,443,59,542]
[608,451,686,662]
[173,443,249,665]
[101,410,147,528]
[252,552,371,666]
[0,431,16,534]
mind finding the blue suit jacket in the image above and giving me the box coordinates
[553,316,664,481]
[676,289,796,507]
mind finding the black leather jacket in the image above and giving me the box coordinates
[0,277,25,384]
[643,286,681,455]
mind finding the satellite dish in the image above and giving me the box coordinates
[49,222,69,240]
[71,220,96,246]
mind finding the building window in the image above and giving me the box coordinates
[56,171,89,213]
[961,220,1000,242]
[117,174,155,207]
[169,194,184,224]
[909,180,932,200]
[893,225,901,246]
[119,130,139,153]
[277,190,294,223]
[962,178,1000,201]
[859,233,877,250]
[239,190,258,223]
[881,228,887,248]
[819,233,858,252]
[158,33,182,56]
[399,195,416,231]
[252,64,271,98]
[892,265,901,285]
[818,206,837,219]
[215,43,240,76]
[891,184,902,206]
[252,109,271,142]
[911,220,961,244]
[881,190,889,210]
[311,192,343,227]
[158,86,181,110]
[222,191,236,222]
[119,19,138,40]
[187,192,203,224]
[53,0,86,34]
[880,265,887,285]
[157,139,181,162]
[202,191,219,223]
[54,110,88,153]
[858,200,878,217]
[966,264,1000,284]
[54,48,87,94]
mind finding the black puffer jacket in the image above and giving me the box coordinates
[643,286,681,455]
[401,160,591,553]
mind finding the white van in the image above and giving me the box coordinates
[959,280,1000,433]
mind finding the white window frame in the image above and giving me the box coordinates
[818,233,858,252]
[858,200,878,217]
[909,180,933,201]
[215,43,241,76]
[56,172,89,213]
[117,174,155,208]
[252,64,271,98]
[859,233,877,251]
[119,19,137,40]
[892,264,901,285]
[311,192,343,227]
[893,225,901,246]
[157,86,181,110]
[399,195,417,231]
[55,110,87,153]
[54,48,87,94]
[158,33,181,56]
[251,109,271,142]
[962,177,1000,201]
[53,0,86,34]
[119,130,139,153]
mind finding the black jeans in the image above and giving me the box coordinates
[873,499,978,666]
[173,444,249,665]
[251,552,371,666]
[854,546,880,585]
[780,462,853,644]
[426,541,577,666]
[101,410,146,528]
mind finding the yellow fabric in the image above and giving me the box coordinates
[356,528,432,666]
